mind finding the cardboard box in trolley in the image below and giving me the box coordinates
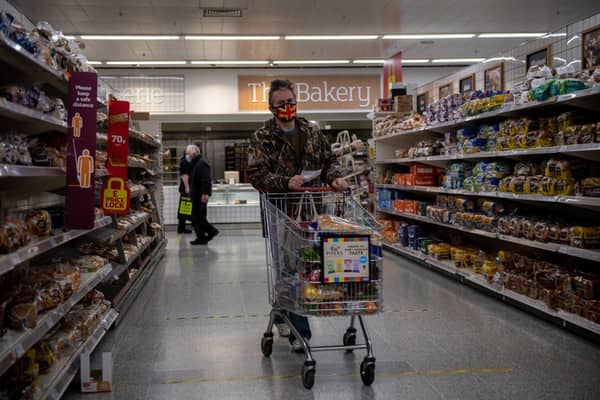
[81,352,113,393]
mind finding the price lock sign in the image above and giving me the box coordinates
[101,100,130,215]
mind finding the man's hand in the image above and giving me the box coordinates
[287,175,305,191]
[184,186,190,195]
[201,194,209,203]
[332,178,349,191]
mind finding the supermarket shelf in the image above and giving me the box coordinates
[0,98,68,134]
[130,186,149,198]
[0,216,112,276]
[0,33,68,99]
[342,168,370,181]
[113,238,165,325]
[87,226,126,246]
[36,309,118,400]
[375,143,600,165]
[96,133,107,144]
[373,86,600,143]
[119,212,149,234]
[376,184,600,209]
[376,207,600,262]
[95,169,108,178]
[109,235,159,280]
[383,241,600,339]
[0,264,113,377]
[129,129,161,148]
[0,165,65,178]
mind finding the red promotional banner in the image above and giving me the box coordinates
[382,52,403,98]
[101,100,130,215]
[65,72,97,229]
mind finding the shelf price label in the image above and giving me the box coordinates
[66,72,97,229]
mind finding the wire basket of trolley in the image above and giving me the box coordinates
[260,187,383,389]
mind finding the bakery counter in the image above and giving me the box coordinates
[162,184,261,225]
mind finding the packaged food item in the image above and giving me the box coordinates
[578,124,596,144]
[569,226,600,249]
[514,162,536,177]
[554,179,575,195]
[510,176,527,194]
[318,215,365,232]
[525,175,543,194]
[25,209,52,237]
[539,177,556,195]
[581,177,600,197]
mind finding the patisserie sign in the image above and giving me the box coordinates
[322,235,371,283]
[66,72,97,229]
[239,75,380,111]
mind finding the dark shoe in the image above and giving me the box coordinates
[207,228,220,241]
[178,229,193,234]
[190,239,208,245]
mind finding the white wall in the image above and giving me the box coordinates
[99,66,460,118]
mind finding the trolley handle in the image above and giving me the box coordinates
[292,186,335,193]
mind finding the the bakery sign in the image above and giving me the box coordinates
[238,75,380,111]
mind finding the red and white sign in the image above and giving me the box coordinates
[101,100,130,215]
[383,52,403,97]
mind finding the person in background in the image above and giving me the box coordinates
[177,145,196,234]
[190,147,219,245]
[248,79,348,352]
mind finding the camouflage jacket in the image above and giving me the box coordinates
[248,116,343,192]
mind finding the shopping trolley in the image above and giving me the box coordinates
[259,188,383,389]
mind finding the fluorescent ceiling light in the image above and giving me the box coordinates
[64,35,76,40]
[352,59,385,64]
[105,61,187,65]
[273,60,351,64]
[542,33,567,38]
[483,56,517,63]
[401,59,430,64]
[432,58,485,63]
[478,33,545,38]
[184,35,280,40]
[554,57,567,64]
[81,35,180,40]
[285,35,378,40]
[191,60,269,65]
[88,61,103,65]
[567,35,580,45]
[382,34,475,39]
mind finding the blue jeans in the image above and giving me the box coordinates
[275,312,311,344]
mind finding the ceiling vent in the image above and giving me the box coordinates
[203,8,242,18]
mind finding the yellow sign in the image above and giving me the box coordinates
[102,177,129,213]
[238,75,380,111]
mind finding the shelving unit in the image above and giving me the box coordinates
[0,264,113,377]
[374,83,600,339]
[35,308,119,400]
[383,241,600,338]
[373,86,600,143]
[0,24,165,397]
[377,207,600,262]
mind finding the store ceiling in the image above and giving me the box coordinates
[8,0,600,64]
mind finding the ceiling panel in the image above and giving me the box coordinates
[6,0,600,63]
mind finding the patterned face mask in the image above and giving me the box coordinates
[275,102,297,121]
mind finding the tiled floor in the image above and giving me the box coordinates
[66,227,600,399]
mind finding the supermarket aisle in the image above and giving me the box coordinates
[67,228,600,400]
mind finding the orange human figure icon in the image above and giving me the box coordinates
[72,112,83,138]
[77,149,94,188]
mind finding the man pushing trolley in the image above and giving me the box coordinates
[248,79,383,389]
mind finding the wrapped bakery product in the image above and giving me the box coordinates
[25,209,52,237]
[525,175,543,194]
[581,177,600,197]
[38,282,63,311]
[317,215,367,232]
[578,124,596,144]
[539,177,556,195]
[554,179,575,195]
[510,176,527,194]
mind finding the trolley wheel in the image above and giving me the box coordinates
[261,334,273,357]
[343,328,357,352]
[360,359,375,386]
[301,361,316,389]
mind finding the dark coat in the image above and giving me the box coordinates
[190,155,212,200]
